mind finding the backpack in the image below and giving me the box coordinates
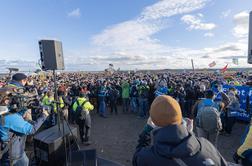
[196,104,222,133]
[75,100,88,121]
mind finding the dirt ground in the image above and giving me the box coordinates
[80,108,247,166]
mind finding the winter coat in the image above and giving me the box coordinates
[121,81,130,99]
[133,124,227,166]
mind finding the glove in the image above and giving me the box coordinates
[233,152,241,164]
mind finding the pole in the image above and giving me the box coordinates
[53,70,61,132]
[248,11,252,64]
[191,59,195,73]
[53,70,69,165]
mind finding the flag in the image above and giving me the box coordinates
[208,61,216,67]
[232,58,238,65]
[221,64,228,73]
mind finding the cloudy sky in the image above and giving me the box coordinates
[0,0,251,71]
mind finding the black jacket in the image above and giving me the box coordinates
[133,124,227,166]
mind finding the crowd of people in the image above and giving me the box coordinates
[0,70,252,165]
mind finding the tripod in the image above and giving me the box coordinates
[52,70,80,166]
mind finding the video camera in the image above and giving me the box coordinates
[0,87,49,118]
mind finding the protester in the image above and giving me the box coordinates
[108,85,119,114]
[195,90,224,147]
[137,81,150,118]
[98,82,108,118]
[132,95,228,166]
[233,120,252,166]
[72,92,94,144]
[130,81,139,113]
[121,80,130,113]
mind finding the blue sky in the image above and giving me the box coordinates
[0,0,251,71]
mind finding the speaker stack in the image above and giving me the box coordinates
[39,40,65,70]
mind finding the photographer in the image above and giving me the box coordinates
[0,73,49,166]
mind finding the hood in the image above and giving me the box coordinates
[153,125,200,158]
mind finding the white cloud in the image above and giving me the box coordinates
[204,32,214,37]
[67,8,81,18]
[221,9,231,18]
[181,14,217,31]
[139,0,208,21]
[62,4,250,70]
[88,0,251,70]
[232,11,249,38]
[90,0,211,69]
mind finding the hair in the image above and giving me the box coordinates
[205,90,214,99]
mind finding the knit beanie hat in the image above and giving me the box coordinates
[150,95,182,127]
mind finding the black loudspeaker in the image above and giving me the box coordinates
[69,149,97,166]
[39,40,65,70]
[248,11,252,64]
[33,122,78,166]
[68,150,124,166]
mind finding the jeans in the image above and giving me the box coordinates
[1,151,29,166]
[122,98,129,113]
[13,153,29,166]
[99,100,106,116]
[139,98,149,118]
[130,97,138,113]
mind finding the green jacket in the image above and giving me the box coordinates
[121,81,130,98]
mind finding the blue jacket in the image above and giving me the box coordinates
[0,80,47,159]
[0,113,47,159]
[133,125,227,166]
[154,87,168,97]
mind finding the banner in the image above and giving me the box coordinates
[222,85,249,110]
[214,85,252,122]
[208,61,216,67]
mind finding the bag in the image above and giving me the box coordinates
[75,100,88,121]
[196,104,222,133]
